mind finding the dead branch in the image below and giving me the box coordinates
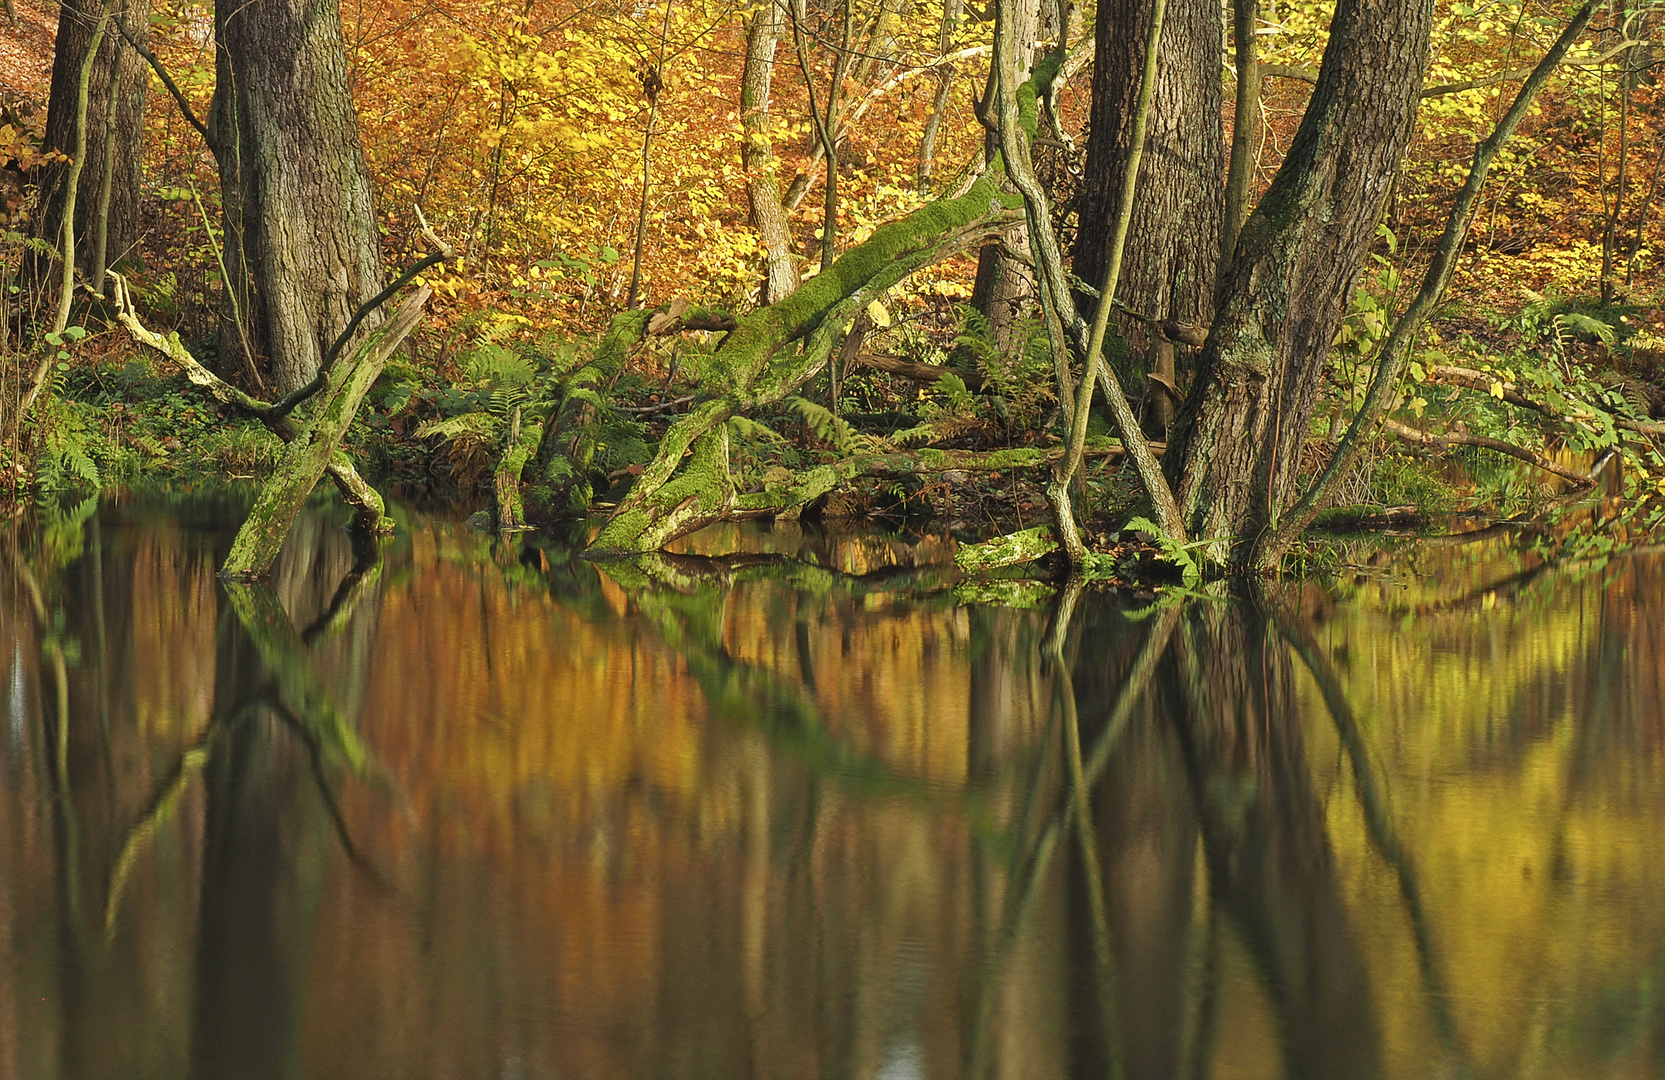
[1381,416,1594,485]
[845,353,986,391]
[1425,364,1665,437]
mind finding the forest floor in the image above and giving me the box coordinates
[0,0,56,108]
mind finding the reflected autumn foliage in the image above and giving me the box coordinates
[1,501,1664,1079]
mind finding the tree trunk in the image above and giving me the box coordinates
[971,218,1036,353]
[741,1,801,305]
[29,0,149,287]
[971,0,1044,351]
[1166,0,1433,560]
[1073,0,1224,350]
[209,0,385,394]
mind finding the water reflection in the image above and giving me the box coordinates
[1,496,1663,1079]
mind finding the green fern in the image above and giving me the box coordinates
[1555,311,1618,348]
[414,411,499,442]
[729,415,786,444]
[462,341,537,388]
[787,396,875,454]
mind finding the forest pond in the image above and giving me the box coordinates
[2,493,1663,1080]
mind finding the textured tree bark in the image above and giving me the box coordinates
[29,0,149,286]
[1165,0,1434,561]
[1074,0,1224,351]
[741,2,801,305]
[210,0,385,394]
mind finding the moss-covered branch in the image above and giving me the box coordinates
[110,271,405,534]
[220,291,429,579]
[584,173,1024,557]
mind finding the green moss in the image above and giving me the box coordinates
[955,525,1060,573]
[1015,51,1062,139]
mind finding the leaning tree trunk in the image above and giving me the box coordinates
[1165,0,1433,561]
[28,0,149,291]
[209,0,385,394]
[1073,0,1224,355]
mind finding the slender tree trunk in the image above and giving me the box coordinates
[1074,0,1224,352]
[741,1,801,305]
[918,0,964,194]
[627,0,674,311]
[1165,0,1434,559]
[971,0,1043,353]
[29,0,149,288]
[209,0,386,394]
[1220,0,1260,285]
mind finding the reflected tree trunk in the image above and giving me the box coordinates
[1163,601,1383,1080]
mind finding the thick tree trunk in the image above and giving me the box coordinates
[209,0,385,394]
[1073,0,1224,349]
[1165,0,1433,560]
[29,0,149,286]
[741,2,801,305]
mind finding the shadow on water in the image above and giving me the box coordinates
[1,494,1664,1078]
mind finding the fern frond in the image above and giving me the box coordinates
[1555,311,1617,347]
[786,396,876,452]
[414,412,499,442]
[729,415,786,444]
[891,422,940,446]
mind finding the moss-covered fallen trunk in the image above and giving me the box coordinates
[583,173,1025,558]
[112,274,428,575]
[221,293,428,578]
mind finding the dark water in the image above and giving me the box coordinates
[2,494,1663,1080]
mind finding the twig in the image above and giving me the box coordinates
[615,393,696,414]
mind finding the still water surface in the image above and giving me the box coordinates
[1,494,1662,1079]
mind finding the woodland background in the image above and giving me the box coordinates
[1,0,1663,565]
